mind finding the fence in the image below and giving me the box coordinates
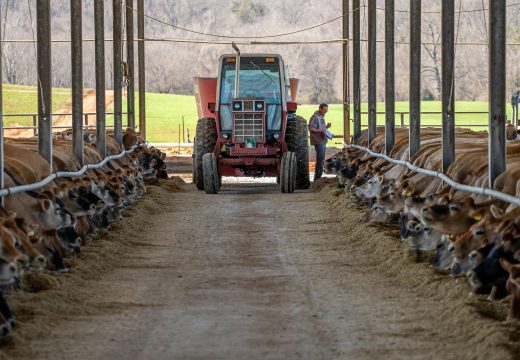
[353,111,492,128]
[2,112,129,135]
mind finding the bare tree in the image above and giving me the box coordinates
[422,18,442,99]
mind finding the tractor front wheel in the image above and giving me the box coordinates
[280,151,297,193]
[194,118,218,190]
[202,153,220,194]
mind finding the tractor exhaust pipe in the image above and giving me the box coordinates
[232,42,241,99]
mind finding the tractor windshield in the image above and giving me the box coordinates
[220,56,283,131]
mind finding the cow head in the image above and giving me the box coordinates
[420,197,487,235]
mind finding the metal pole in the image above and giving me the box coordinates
[442,0,455,172]
[37,0,52,168]
[489,0,506,185]
[367,0,376,145]
[385,0,395,155]
[182,116,185,143]
[94,0,106,157]
[71,0,84,164]
[353,0,361,141]
[137,0,146,139]
[343,0,350,143]
[126,0,135,130]
[113,0,123,145]
[409,0,421,158]
[0,4,4,201]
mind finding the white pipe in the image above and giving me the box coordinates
[344,142,520,207]
[0,143,147,197]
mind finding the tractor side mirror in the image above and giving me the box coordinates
[287,102,298,113]
[208,102,216,114]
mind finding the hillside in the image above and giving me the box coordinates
[3,1,520,103]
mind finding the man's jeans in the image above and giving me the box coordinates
[314,143,326,179]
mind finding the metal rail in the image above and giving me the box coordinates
[0,142,147,197]
[344,142,520,207]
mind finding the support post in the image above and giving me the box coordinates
[0,4,4,200]
[385,0,395,155]
[368,0,376,145]
[126,0,135,130]
[94,0,106,157]
[37,0,52,169]
[71,0,83,164]
[113,0,123,145]
[409,0,421,158]
[342,0,350,143]
[489,0,506,185]
[442,0,455,172]
[137,0,146,139]
[353,0,361,141]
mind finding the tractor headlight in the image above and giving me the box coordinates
[222,133,230,140]
[256,102,264,111]
[233,101,242,111]
[273,133,280,140]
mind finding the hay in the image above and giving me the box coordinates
[317,181,520,360]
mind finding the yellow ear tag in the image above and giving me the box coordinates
[406,191,413,197]
[28,230,35,237]
[473,214,482,221]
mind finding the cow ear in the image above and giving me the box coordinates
[41,199,52,212]
[7,211,16,222]
[462,197,475,207]
[500,258,513,273]
[378,175,384,184]
[490,205,504,219]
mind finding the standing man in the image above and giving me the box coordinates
[309,103,332,180]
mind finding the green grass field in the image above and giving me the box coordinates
[1,84,509,143]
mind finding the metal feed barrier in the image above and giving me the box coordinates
[0,0,147,197]
[343,0,510,191]
[344,142,520,208]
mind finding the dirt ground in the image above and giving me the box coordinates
[1,177,520,360]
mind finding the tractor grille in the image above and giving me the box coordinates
[233,113,264,143]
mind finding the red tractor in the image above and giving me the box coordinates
[193,46,310,194]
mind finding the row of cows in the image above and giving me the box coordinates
[0,128,167,338]
[324,127,520,322]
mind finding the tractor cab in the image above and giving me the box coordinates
[194,48,309,194]
[218,55,285,147]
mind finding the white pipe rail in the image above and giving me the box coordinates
[0,142,147,197]
[343,142,520,207]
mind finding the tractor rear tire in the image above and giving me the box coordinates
[194,118,218,190]
[285,115,310,189]
[202,153,220,194]
[280,151,297,193]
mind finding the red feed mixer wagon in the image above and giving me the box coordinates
[193,45,310,194]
